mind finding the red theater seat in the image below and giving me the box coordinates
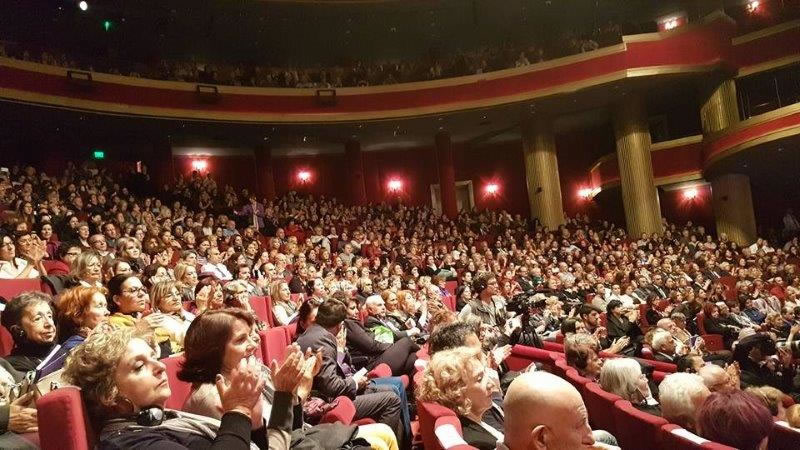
[248,296,269,324]
[564,368,590,396]
[262,295,275,327]
[636,357,677,373]
[37,387,93,450]
[583,382,622,435]
[320,396,375,425]
[419,401,479,450]
[660,424,737,449]
[770,421,800,450]
[0,325,14,357]
[506,344,559,371]
[442,294,456,311]
[163,354,192,410]
[0,278,43,300]
[542,341,565,352]
[444,281,457,295]
[612,400,667,450]
[260,326,289,365]
[552,358,570,379]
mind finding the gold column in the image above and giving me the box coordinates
[700,79,740,134]
[613,94,663,237]
[711,174,757,246]
[522,117,565,229]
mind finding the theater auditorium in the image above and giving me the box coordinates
[1,0,800,449]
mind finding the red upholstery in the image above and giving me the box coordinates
[262,295,275,328]
[542,341,565,352]
[419,401,460,450]
[564,368,590,396]
[653,370,668,383]
[700,334,724,352]
[639,304,651,327]
[660,424,737,449]
[0,325,14,357]
[770,421,800,450]
[696,312,708,335]
[37,387,93,450]
[260,327,289,365]
[285,322,298,341]
[553,358,570,379]
[641,345,655,359]
[612,400,668,450]
[0,278,43,300]
[506,344,559,371]
[554,332,565,344]
[444,281,458,295]
[248,296,269,324]
[320,395,368,424]
[599,313,607,327]
[290,293,304,304]
[635,357,677,373]
[442,294,456,311]
[583,382,622,436]
[366,362,409,388]
[163,354,192,410]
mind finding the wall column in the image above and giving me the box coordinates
[711,174,757,246]
[435,131,458,218]
[345,139,367,206]
[700,79,740,134]
[522,117,565,229]
[253,143,276,201]
[150,135,174,192]
[612,94,663,237]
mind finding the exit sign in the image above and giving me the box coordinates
[92,150,105,159]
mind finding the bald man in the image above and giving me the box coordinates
[500,372,619,450]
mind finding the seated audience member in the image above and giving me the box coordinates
[295,299,318,336]
[501,371,619,449]
[0,359,37,449]
[397,290,427,330]
[69,250,104,288]
[193,277,225,314]
[787,404,800,428]
[48,240,83,275]
[295,299,404,443]
[605,300,642,356]
[698,363,740,393]
[0,291,58,372]
[733,332,797,392]
[45,286,110,375]
[564,333,604,381]
[658,373,710,433]
[458,274,509,333]
[747,385,788,420]
[149,280,195,353]
[676,354,705,374]
[650,330,681,363]
[696,391,774,450]
[201,246,233,281]
[107,273,174,357]
[222,280,266,330]
[63,327,271,450]
[701,302,741,347]
[270,280,299,326]
[600,358,660,415]
[0,230,45,279]
[116,236,146,273]
[341,294,418,376]
[104,258,133,283]
[173,261,199,302]
[364,294,421,343]
[417,347,501,450]
[180,309,397,450]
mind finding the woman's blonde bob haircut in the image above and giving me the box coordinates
[416,346,484,416]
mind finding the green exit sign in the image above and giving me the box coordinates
[92,150,105,159]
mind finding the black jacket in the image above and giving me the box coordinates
[296,324,358,401]
[344,319,391,367]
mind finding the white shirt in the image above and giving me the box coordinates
[201,262,232,281]
[0,258,39,279]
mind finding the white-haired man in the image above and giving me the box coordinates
[658,373,710,432]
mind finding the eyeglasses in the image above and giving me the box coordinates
[123,286,147,295]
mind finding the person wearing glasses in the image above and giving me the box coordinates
[107,274,176,358]
[223,280,267,331]
[149,280,195,354]
[0,231,46,279]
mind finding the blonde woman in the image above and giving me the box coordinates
[417,347,501,450]
[69,250,104,288]
[270,280,298,326]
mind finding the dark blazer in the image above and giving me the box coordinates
[344,319,391,365]
[652,352,675,363]
[365,315,409,342]
[295,324,357,401]
[459,408,504,450]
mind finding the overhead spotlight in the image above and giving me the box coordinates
[663,18,679,30]
[78,1,88,11]
[683,188,698,200]
[747,0,760,13]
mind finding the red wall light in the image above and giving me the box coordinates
[485,183,500,195]
[191,159,208,172]
[747,0,761,13]
[297,170,312,183]
[683,188,698,200]
[387,178,403,193]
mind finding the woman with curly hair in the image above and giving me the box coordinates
[416,346,501,450]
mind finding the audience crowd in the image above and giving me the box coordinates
[0,21,625,88]
[0,159,800,449]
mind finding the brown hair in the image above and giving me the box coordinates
[178,309,256,384]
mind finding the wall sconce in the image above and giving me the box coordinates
[683,188,698,200]
[191,160,208,172]
[485,183,500,196]
[387,178,403,193]
[297,170,311,183]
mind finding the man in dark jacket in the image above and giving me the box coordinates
[295,299,404,444]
